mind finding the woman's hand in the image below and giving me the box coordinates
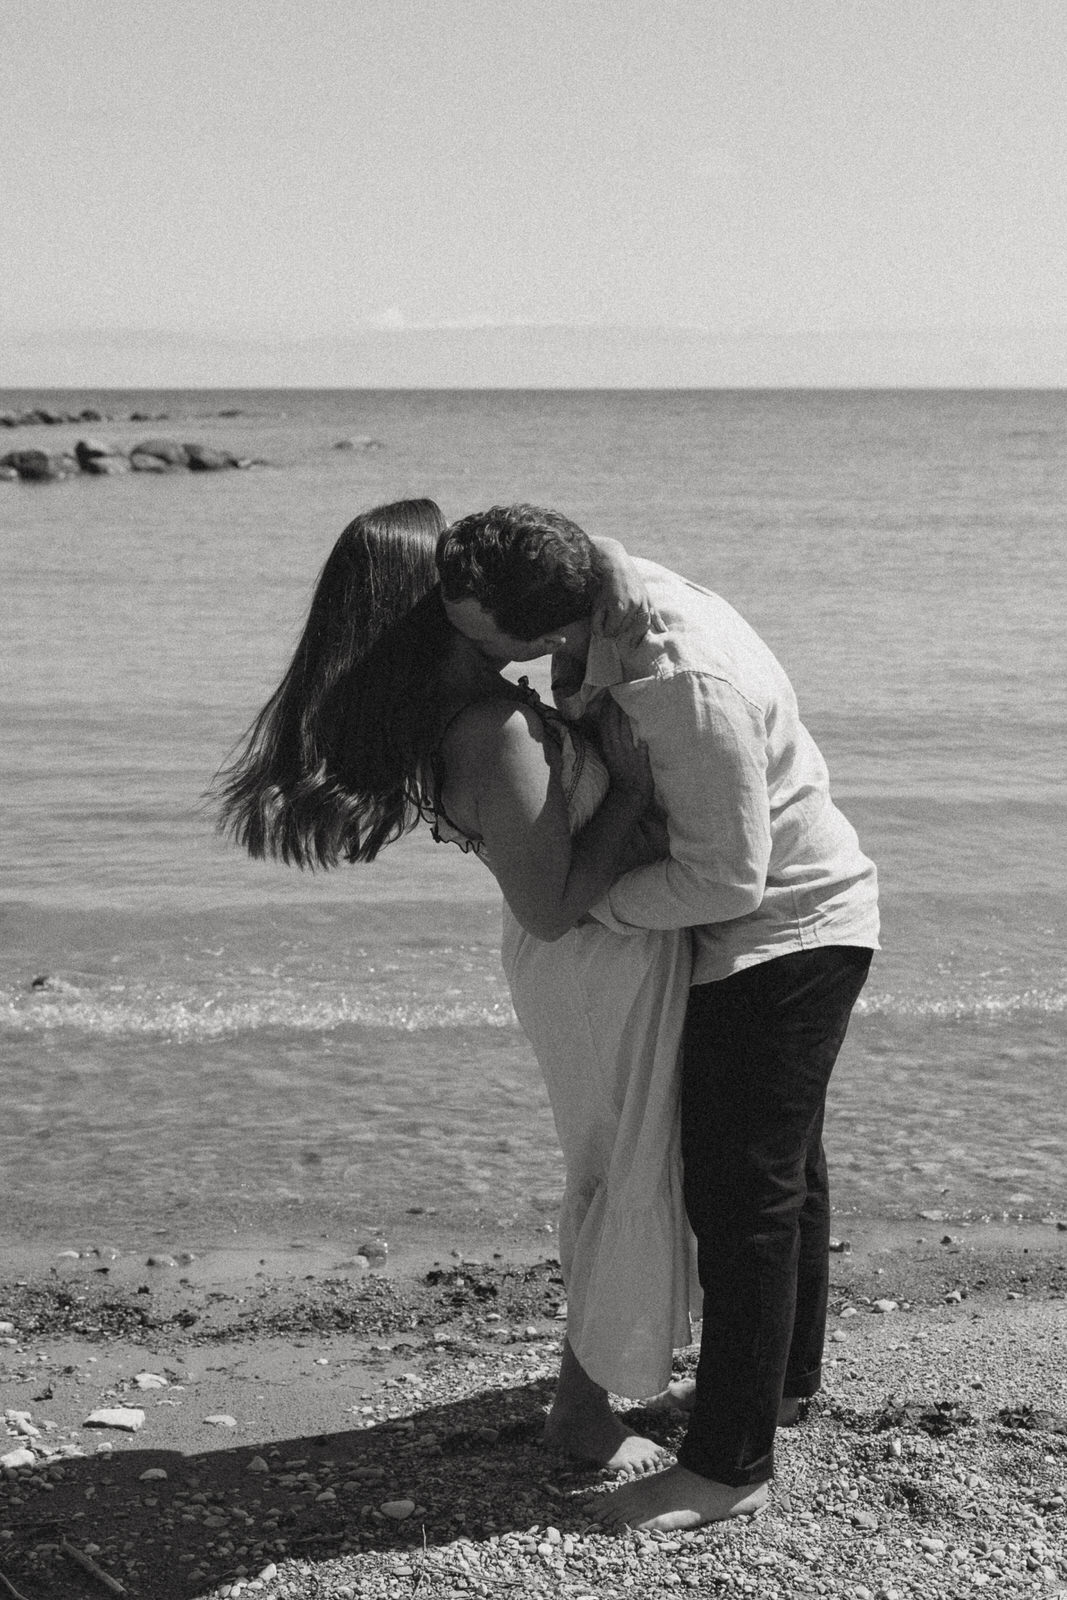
[589,537,658,645]
[595,697,654,809]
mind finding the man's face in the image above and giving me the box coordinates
[443,595,567,663]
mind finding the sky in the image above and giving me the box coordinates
[2,0,1065,386]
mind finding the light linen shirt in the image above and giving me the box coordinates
[558,560,880,985]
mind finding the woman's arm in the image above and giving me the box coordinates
[445,700,651,942]
[588,535,657,643]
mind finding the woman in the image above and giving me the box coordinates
[215,499,697,1470]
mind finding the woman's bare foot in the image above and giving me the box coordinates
[583,1462,769,1531]
[543,1405,664,1472]
[543,1337,665,1472]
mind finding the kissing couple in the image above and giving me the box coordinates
[217,499,878,1530]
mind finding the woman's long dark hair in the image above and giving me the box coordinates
[213,498,453,867]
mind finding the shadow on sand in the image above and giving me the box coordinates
[1,1376,686,1598]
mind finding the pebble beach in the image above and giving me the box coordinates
[2,1223,1065,1600]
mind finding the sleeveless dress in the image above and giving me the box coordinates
[432,683,699,1399]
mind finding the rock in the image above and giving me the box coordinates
[357,1238,389,1267]
[145,1254,177,1268]
[381,1498,415,1520]
[246,1455,270,1473]
[130,452,180,472]
[130,437,189,466]
[1,448,75,481]
[85,1407,145,1432]
[851,1510,879,1530]
[184,442,237,470]
[139,1467,168,1480]
[32,974,81,995]
[133,1372,168,1389]
[0,1322,14,1335]
[333,436,384,450]
[0,465,18,480]
[5,1411,40,1438]
[203,1414,238,1428]
[1,1446,36,1470]
[872,1299,899,1313]
[79,409,105,422]
[82,454,131,474]
[74,437,114,464]
[0,412,20,427]
[828,1237,851,1252]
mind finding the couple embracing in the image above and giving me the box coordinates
[217,500,878,1532]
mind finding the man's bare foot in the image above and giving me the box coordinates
[542,1405,664,1472]
[583,1462,769,1531]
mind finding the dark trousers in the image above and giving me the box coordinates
[676,945,872,1487]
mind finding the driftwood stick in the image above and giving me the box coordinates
[59,1540,128,1596]
[0,1570,33,1600]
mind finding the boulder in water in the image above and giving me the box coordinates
[184,442,237,471]
[131,437,189,465]
[0,448,76,481]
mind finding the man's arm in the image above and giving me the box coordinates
[590,669,771,932]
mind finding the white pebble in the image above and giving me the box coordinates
[872,1299,899,1314]
[1,1447,36,1470]
[139,1467,168,1481]
[134,1372,168,1389]
[203,1414,238,1428]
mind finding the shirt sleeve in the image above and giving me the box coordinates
[589,669,770,932]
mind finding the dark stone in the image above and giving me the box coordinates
[0,412,19,427]
[33,408,65,425]
[333,435,384,450]
[74,437,116,466]
[130,437,189,466]
[184,443,236,471]
[79,409,105,422]
[129,411,169,422]
[1,449,75,481]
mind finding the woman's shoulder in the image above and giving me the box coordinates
[439,693,551,760]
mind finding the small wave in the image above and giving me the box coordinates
[857,989,1066,1021]
[1,991,519,1040]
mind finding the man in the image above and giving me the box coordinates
[436,504,879,1531]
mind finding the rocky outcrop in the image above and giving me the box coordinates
[2,407,121,428]
[2,437,255,482]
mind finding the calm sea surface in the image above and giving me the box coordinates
[1,389,1064,1244]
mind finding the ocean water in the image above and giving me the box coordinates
[2,388,1064,1244]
